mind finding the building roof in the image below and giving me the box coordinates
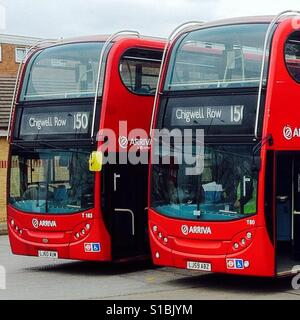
[30,33,165,51]
[0,34,43,46]
[0,34,43,132]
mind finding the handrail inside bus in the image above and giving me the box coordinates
[255,10,300,139]
[90,30,140,138]
[6,38,60,141]
[150,21,204,136]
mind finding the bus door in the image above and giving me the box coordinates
[102,161,149,260]
[293,154,300,260]
[276,152,300,274]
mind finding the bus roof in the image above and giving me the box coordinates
[31,34,165,52]
[183,15,293,34]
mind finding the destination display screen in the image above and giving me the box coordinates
[161,93,262,136]
[20,111,90,135]
[171,105,244,126]
[15,104,94,140]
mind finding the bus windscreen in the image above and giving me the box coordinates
[151,144,258,222]
[9,148,94,214]
[20,42,104,101]
[164,24,268,91]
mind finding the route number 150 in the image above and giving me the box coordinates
[74,113,89,130]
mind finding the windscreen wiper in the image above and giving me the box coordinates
[10,142,27,150]
[194,175,203,220]
[252,134,273,155]
[39,141,68,151]
[38,142,90,154]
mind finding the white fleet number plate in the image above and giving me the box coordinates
[187,261,211,271]
[38,250,58,259]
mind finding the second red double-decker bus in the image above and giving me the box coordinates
[7,32,164,262]
[149,11,300,276]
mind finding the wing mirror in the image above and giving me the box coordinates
[89,151,103,172]
[252,156,261,172]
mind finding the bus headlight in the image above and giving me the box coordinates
[72,221,93,241]
[229,229,255,253]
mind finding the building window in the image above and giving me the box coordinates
[15,47,28,63]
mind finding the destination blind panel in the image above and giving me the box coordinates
[162,93,261,136]
[171,105,244,126]
[15,104,93,140]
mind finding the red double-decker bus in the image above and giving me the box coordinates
[7,32,164,261]
[149,11,300,276]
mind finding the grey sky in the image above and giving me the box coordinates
[0,0,300,39]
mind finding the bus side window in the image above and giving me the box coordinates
[119,48,162,95]
[285,31,300,83]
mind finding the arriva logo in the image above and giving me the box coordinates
[118,136,151,149]
[118,136,128,148]
[32,218,57,229]
[181,224,212,235]
[283,125,300,140]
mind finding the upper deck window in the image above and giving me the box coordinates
[20,42,104,101]
[285,31,300,83]
[119,48,162,95]
[165,24,268,91]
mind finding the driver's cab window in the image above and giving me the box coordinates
[119,48,162,95]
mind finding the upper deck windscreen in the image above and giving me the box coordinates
[165,23,268,91]
[20,42,104,101]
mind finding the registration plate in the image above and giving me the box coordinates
[187,261,211,271]
[38,250,58,259]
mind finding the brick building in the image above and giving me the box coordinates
[0,34,42,224]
